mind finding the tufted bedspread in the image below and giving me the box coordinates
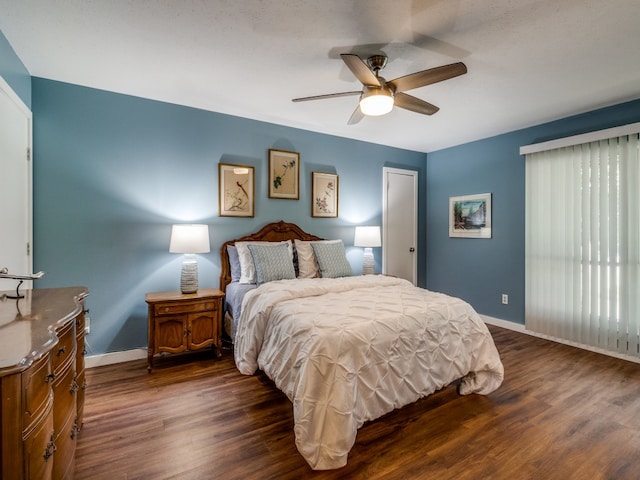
[234,275,504,470]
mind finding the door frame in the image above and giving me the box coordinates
[382,167,418,284]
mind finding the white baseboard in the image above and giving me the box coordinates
[481,314,640,365]
[85,348,147,368]
[480,314,527,333]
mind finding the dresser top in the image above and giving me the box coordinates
[0,286,88,374]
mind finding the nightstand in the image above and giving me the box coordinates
[145,288,224,372]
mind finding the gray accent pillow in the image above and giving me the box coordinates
[311,240,353,278]
[247,243,296,285]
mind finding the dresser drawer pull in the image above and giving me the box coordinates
[57,346,66,356]
[45,373,56,383]
[70,379,80,394]
[43,434,57,461]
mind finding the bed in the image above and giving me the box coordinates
[220,221,504,470]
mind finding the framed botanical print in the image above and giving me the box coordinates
[218,163,254,217]
[268,149,299,199]
[312,172,338,218]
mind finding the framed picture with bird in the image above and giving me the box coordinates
[219,163,254,217]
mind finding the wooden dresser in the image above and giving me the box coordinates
[0,286,88,480]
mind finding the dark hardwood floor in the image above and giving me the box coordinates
[75,325,640,479]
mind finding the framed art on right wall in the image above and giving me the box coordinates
[312,172,338,218]
[449,193,492,238]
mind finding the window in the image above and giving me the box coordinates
[525,132,640,358]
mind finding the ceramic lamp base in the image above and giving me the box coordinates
[362,247,375,275]
[180,256,198,294]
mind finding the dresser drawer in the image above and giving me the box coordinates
[75,311,85,335]
[52,321,76,373]
[76,369,86,430]
[23,402,54,480]
[155,300,217,316]
[76,332,85,372]
[53,412,78,480]
[52,361,77,433]
[22,354,53,434]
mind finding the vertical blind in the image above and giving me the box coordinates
[525,132,640,358]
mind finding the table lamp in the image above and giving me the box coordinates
[169,224,210,293]
[354,226,381,275]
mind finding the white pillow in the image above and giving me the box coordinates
[295,239,341,278]
[236,240,293,284]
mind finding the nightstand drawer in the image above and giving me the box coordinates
[155,301,216,316]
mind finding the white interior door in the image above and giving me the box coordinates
[382,167,417,284]
[0,77,32,291]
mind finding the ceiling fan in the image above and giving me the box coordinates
[292,53,467,125]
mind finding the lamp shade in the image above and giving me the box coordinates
[354,226,382,248]
[169,224,210,254]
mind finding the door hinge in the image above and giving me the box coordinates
[27,147,31,161]
[27,242,31,256]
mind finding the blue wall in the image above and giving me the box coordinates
[426,98,640,325]
[31,78,426,355]
[4,33,639,354]
[0,30,31,108]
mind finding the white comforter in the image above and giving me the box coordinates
[234,275,504,470]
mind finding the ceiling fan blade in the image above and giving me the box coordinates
[394,92,440,115]
[340,54,381,87]
[347,105,365,125]
[388,62,467,93]
[292,91,361,102]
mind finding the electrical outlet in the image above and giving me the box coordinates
[501,294,509,305]
[85,316,91,334]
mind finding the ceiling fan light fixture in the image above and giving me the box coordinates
[359,87,394,116]
[292,54,466,124]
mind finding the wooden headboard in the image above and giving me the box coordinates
[219,220,323,293]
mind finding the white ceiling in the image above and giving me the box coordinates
[1,0,639,153]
